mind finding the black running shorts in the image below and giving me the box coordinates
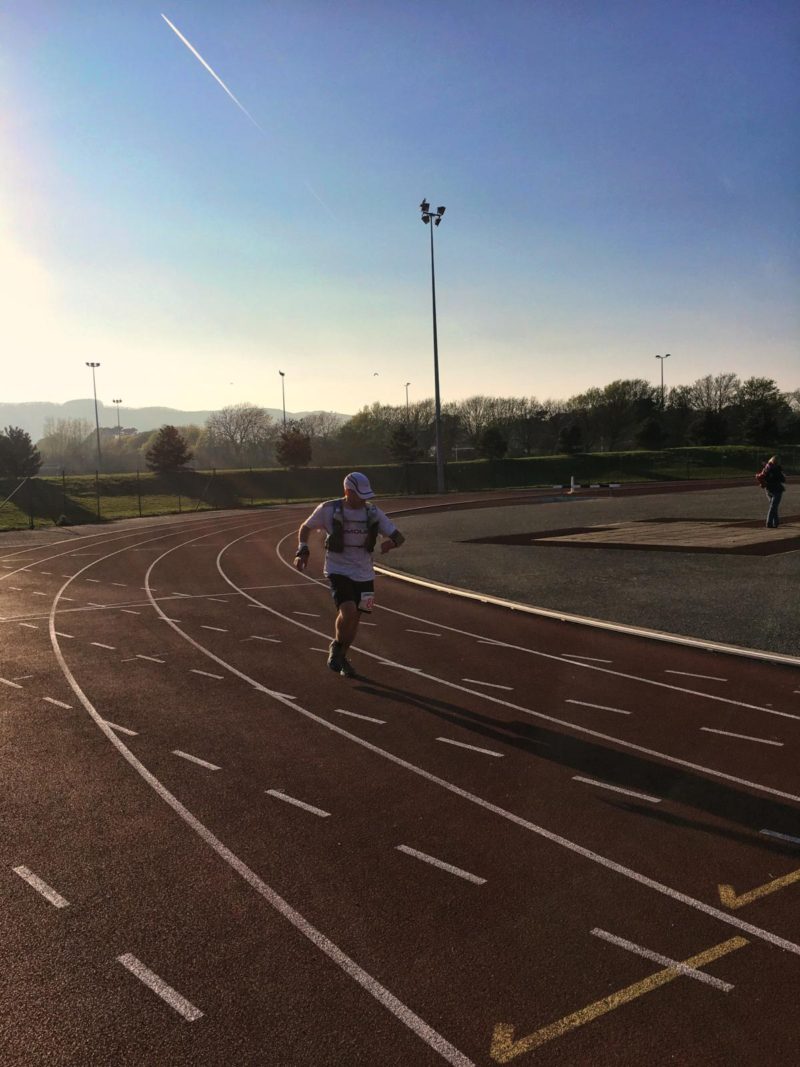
[328,574,375,612]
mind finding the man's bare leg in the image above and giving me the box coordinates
[328,602,360,673]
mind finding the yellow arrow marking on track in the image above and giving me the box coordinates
[489,936,747,1063]
[718,867,800,910]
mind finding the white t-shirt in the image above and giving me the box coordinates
[304,500,398,581]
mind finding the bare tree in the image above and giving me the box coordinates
[204,404,276,466]
[689,373,740,412]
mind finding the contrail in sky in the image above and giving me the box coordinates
[161,13,266,134]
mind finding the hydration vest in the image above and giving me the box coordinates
[324,498,380,553]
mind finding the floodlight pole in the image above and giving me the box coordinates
[420,200,446,495]
[655,353,670,408]
[405,381,411,417]
[86,362,102,468]
[112,398,122,437]
[279,370,286,428]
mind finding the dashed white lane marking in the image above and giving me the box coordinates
[0,677,23,688]
[360,620,377,626]
[462,678,513,691]
[206,597,228,603]
[85,578,101,583]
[172,750,221,770]
[9,586,23,590]
[12,866,70,908]
[104,721,138,736]
[266,789,331,818]
[54,632,74,639]
[406,628,442,637]
[567,698,632,716]
[591,929,733,992]
[111,582,127,587]
[32,591,47,597]
[136,654,165,664]
[38,571,52,575]
[189,669,224,679]
[120,609,140,615]
[436,737,504,758]
[117,954,203,1021]
[12,675,33,681]
[334,708,386,724]
[60,596,74,601]
[293,611,320,617]
[700,727,783,747]
[43,697,72,709]
[88,602,106,607]
[573,776,661,803]
[172,592,191,597]
[761,829,800,845]
[246,635,281,642]
[19,623,39,629]
[396,845,486,885]
[665,670,728,682]
[201,625,228,632]
[91,642,116,650]
[561,654,613,663]
[161,617,181,623]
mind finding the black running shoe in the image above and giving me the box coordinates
[339,657,357,678]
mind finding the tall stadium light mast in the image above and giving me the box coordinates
[86,362,102,468]
[112,398,123,437]
[655,353,671,407]
[278,370,286,428]
[420,199,446,494]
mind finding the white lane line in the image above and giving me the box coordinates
[91,642,116,650]
[104,720,139,737]
[207,597,228,603]
[396,845,486,886]
[172,592,191,598]
[665,670,728,682]
[0,677,23,688]
[561,654,613,663]
[436,737,504,758]
[246,635,281,642]
[573,776,661,803]
[32,591,48,597]
[189,669,224,679]
[117,954,203,1021]
[88,602,106,607]
[136,654,165,664]
[462,678,513,691]
[112,582,127,587]
[9,586,23,590]
[201,625,228,632]
[43,697,72,709]
[85,578,101,583]
[293,611,320,617]
[12,675,33,680]
[406,629,442,636]
[700,727,783,747]
[761,830,800,846]
[566,698,632,716]
[266,789,331,818]
[161,617,182,623]
[172,750,221,771]
[38,571,52,575]
[360,621,377,626]
[54,631,74,639]
[19,622,38,628]
[591,928,734,992]
[12,866,70,908]
[60,596,74,601]
[120,609,140,615]
[334,708,386,724]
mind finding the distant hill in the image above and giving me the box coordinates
[0,400,351,441]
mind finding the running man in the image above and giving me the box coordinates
[293,472,405,677]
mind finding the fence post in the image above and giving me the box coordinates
[61,468,66,518]
[95,470,101,519]
[27,477,34,529]
[137,468,142,518]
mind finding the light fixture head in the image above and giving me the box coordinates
[437,206,446,215]
[434,217,441,226]
[420,199,430,213]
[422,214,430,224]
[279,370,285,376]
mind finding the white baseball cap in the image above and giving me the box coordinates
[343,472,375,499]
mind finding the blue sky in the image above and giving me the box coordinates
[2,1,798,417]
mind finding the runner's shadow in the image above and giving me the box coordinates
[354,677,800,854]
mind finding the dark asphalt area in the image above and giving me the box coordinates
[383,484,799,659]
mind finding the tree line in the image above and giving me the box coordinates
[1,372,796,478]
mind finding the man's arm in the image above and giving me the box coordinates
[294,522,312,570]
[379,528,405,554]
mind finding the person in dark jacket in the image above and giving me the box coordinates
[757,455,786,528]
